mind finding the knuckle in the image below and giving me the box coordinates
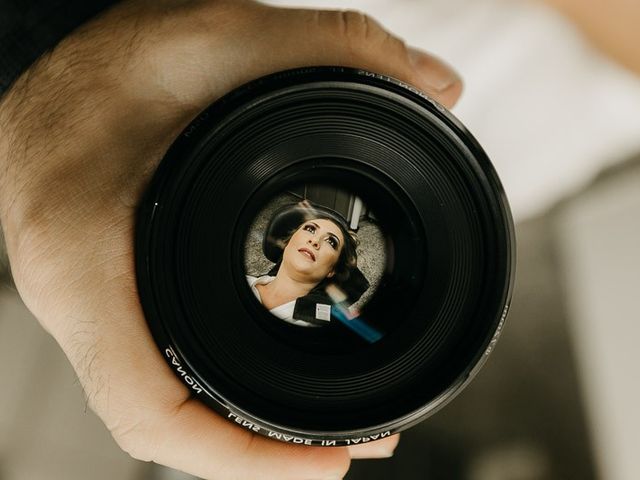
[382,30,409,57]
[110,419,157,462]
[319,9,408,61]
[337,10,374,39]
[311,9,376,41]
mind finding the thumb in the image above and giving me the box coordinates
[240,3,462,108]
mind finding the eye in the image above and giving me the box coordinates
[326,237,338,249]
[303,224,315,234]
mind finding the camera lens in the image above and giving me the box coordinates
[136,66,515,446]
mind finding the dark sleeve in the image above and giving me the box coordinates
[0,0,119,98]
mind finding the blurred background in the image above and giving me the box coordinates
[1,0,639,478]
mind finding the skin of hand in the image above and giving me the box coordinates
[0,1,461,479]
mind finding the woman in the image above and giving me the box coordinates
[247,203,367,327]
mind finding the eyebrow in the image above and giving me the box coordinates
[309,221,341,246]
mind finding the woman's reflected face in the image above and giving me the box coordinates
[281,218,345,283]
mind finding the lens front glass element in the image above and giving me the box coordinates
[243,183,386,342]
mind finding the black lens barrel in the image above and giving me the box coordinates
[136,66,515,446]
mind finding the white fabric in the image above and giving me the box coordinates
[246,275,318,327]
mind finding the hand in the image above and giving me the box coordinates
[0,1,461,478]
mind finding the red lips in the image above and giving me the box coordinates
[298,248,316,261]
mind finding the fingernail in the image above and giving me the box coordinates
[348,442,398,459]
[350,447,395,459]
[373,447,395,458]
[408,47,459,92]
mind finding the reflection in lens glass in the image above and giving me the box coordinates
[244,183,386,342]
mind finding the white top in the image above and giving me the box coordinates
[246,275,318,327]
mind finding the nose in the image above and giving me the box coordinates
[307,237,319,249]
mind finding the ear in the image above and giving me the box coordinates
[327,270,335,279]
